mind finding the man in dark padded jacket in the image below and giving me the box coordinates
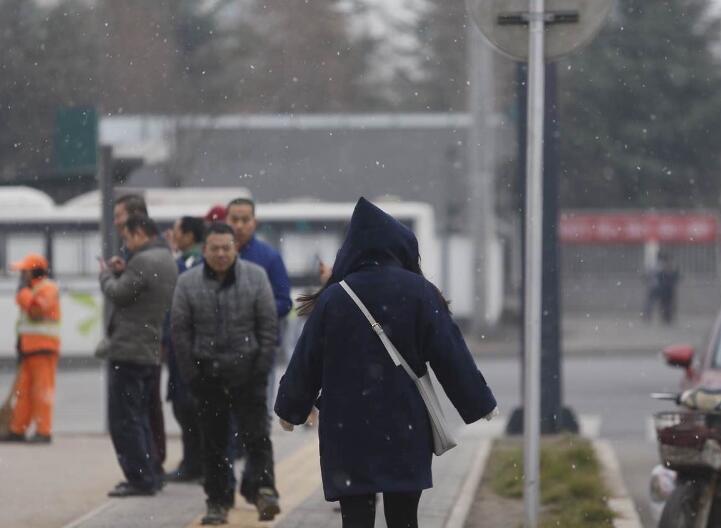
[171,223,279,525]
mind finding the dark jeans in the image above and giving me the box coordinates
[108,361,160,491]
[149,366,166,469]
[339,492,422,528]
[194,379,277,507]
[644,290,676,324]
[171,387,203,474]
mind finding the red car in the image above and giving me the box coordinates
[656,313,721,528]
[663,315,721,391]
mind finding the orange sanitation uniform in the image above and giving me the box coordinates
[10,277,61,437]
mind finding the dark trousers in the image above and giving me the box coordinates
[194,380,277,507]
[339,492,422,528]
[108,361,160,491]
[171,389,203,474]
[149,366,166,469]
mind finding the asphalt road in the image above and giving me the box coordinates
[0,354,681,528]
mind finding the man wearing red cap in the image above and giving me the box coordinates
[204,204,227,224]
[0,253,61,443]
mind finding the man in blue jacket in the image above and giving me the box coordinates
[226,198,292,318]
[226,198,292,399]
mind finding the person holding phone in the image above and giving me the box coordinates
[98,215,178,497]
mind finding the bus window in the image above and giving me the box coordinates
[53,235,84,276]
[281,232,340,276]
[7,234,44,273]
[83,232,102,275]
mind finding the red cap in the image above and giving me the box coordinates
[205,205,227,223]
[11,253,49,272]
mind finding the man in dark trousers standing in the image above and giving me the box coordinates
[165,216,206,482]
[112,194,167,476]
[171,223,280,524]
[98,215,178,496]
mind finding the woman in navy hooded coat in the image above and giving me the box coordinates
[274,198,497,528]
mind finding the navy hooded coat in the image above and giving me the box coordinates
[274,197,497,501]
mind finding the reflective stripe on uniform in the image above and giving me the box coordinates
[16,318,61,338]
[16,278,61,339]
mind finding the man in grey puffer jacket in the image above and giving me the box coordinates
[98,214,178,497]
[171,223,279,525]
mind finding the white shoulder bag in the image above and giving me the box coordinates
[339,280,457,456]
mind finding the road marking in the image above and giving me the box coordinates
[646,418,658,443]
[186,436,321,528]
[580,414,601,438]
[61,501,114,528]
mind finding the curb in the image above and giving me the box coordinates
[444,437,493,528]
[592,439,643,528]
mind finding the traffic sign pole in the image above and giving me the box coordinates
[464,2,612,526]
[523,1,544,525]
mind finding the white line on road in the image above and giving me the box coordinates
[646,418,658,443]
[580,415,601,438]
[61,501,114,528]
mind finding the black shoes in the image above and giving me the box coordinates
[0,432,52,444]
[256,487,281,521]
[107,481,157,498]
[0,432,25,443]
[201,503,229,525]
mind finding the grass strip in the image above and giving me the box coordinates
[488,434,615,527]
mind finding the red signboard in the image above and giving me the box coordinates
[559,212,718,244]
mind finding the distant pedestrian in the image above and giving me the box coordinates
[164,216,206,483]
[112,194,167,472]
[0,254,60,444]
[98,215,178,497]
[643,249,680,325]
[275,198,497,528]
[171,223,280,525]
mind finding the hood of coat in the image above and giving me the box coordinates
[329,197,419,282]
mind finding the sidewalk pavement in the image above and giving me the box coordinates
[0,420,504,528]
[468,311,716,358]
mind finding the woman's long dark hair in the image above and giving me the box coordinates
[296,254,449,316]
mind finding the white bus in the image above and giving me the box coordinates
[0,187,444,358]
